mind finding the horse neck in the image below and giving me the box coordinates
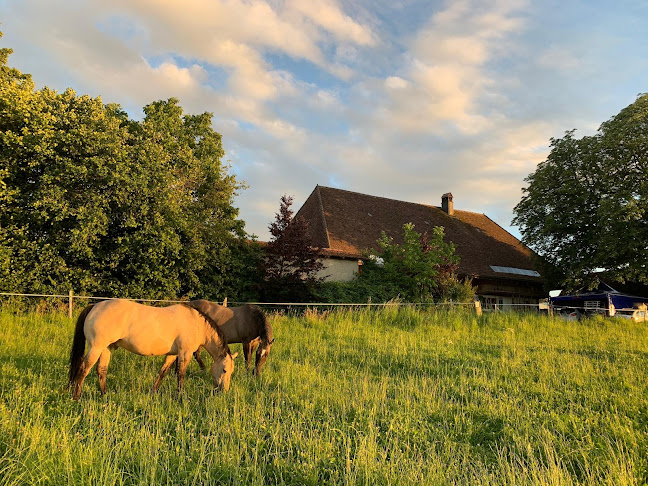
[202,321,228,359]
[243,305,270,342]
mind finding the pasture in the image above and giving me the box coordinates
[0,305,647,485]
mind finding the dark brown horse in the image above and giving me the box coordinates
[185,300,274,375]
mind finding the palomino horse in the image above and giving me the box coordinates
[68,299,237,400]
[185,300,274,375]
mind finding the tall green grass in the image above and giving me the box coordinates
[0,305,646,485]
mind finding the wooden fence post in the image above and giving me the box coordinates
[69,289,73,319]
[223,297,227,307]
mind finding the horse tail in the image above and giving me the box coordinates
[68,304,94,387]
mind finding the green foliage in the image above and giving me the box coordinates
[374,223,462,301]
[313,269,401,304]
[513,94,648,289]
[1,307,647,484]
[314,224,474,303]
[0,36,255,299]
[440,275,477,303]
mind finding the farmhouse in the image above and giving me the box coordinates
[295,185,545,306]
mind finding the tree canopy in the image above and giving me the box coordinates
[513,93,648,288]
[0,34,255,299]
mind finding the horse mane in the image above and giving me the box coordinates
[182,301,230,353]
[247,305,272,343]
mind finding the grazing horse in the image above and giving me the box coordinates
[185,300,274,375]
[67,299,237,400]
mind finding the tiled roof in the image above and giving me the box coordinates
[295,185,542,281]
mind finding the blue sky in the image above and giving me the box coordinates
[1,0,646,239]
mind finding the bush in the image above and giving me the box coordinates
[314,224,475,304]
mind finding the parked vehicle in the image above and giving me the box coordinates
[614,308,647,322]
[556,308,581,321]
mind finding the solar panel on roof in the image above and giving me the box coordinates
[490,266,540,277]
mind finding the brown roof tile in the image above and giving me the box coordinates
[295,185,541,281]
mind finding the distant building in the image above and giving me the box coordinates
[295,185,545,306]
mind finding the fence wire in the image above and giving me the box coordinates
[0,291,551,312]
[0,292,542,308]
[4,291,623,322]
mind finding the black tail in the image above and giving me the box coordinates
[68,304,94,387]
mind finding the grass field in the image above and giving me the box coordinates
[0,304,647,485]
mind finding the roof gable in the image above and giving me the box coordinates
[296,185,541,281]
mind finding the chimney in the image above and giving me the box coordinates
[441,193,454,215]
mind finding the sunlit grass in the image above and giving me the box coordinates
[0,305,646,485]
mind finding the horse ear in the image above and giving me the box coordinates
[269,339,275,345]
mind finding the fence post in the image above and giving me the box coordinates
[69,289,73,319]
[223,297,227,307]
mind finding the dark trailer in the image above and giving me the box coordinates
[550,282,648,316]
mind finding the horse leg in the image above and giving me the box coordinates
[97,348,112,395]
[193,350,206,371]
[73,346,104,401]
[173,350,204,374]
[242,341,254,373]
[153,355,177,392]
[176,351,192,394]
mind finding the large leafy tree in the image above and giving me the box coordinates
[101,98,248,298]
[0,34,252,299]
[513,94,648,288]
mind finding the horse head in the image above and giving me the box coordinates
[253,338,275,376]
[211,351,239,391]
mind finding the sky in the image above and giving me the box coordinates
[0,0,646,240]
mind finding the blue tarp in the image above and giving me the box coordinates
[550,285,648,310]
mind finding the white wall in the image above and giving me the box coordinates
[318,258,360,282]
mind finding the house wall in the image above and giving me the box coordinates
[318,257,359,282]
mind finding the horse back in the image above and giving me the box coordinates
[232,304,270,342]
[84,299,204,355]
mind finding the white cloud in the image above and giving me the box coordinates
[1,0,644,240]
[371,0,528,135]
[287,0,376,46]
[107,0,375,88]
[385,76,409,89]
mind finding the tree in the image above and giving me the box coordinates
[105,98,248,298]
[262,195,324,302]
[0,34,252,299]
[315,223,474,303]
[513,94,648,289]
[371,223,469,302]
